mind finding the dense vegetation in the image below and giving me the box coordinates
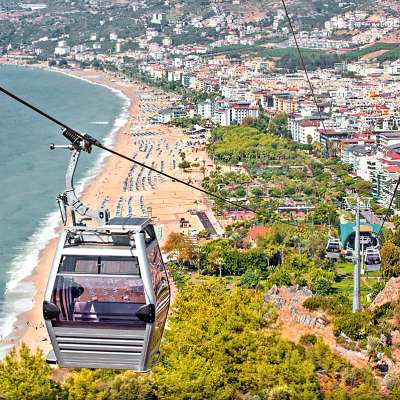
[2,281,398,399]
[343,42,399,61]
[203,122,348,218]
[205,45,337,71]
[207,125,302,165]
[2,115,400,398]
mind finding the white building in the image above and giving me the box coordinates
[291,119,321,144]
[212,109,231,126]
[54,41,70,56]
[197,100,214,119]
[72,45,86,54]
[151,13,163,24]
[229,104,259,124]
[221,85,248,101]
[162,37,172,47]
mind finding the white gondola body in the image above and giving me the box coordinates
[326,237,342,259]
[364,247,381,272]
[43,217,170,371]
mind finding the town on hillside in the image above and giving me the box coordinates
[3,0,400,399]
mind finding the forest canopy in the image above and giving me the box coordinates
[0,281,393,400]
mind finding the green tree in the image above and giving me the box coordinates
[162,232,196,267]
[354,179,373,197]
[311,202,338,225]
[0,344,65,400]
[240,269,261,288]
[268,112,289,137]
[381,241,400,278]
[153,281,322,399]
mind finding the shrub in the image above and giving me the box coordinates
[309,275,334,296]
[333,311,372,341]
[369,279,386,301]
[268,268,292,288]
[299,334,317,346]
[303,296,325,311]
[303,295,351,316]
[178,161,191,170]
[0,344,65,400]
[240,269,261,288]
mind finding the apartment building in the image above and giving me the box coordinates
[198,99,214,119]
[273,94,299,114]
[290,118,321,144]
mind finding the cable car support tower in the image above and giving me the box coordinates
[347,197,371,313]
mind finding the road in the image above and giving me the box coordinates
[196,211,217,235]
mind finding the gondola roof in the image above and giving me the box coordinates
[106,217,151,230]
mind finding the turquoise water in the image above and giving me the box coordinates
[0,65,128,341]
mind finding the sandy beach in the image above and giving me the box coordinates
[0,65,217,356]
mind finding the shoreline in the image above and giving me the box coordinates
[0,63,214,356]
[0,64,133,356]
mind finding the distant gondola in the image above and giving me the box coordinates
[364,247,381,272]
[325,237,342,259]
[344,248,353,261]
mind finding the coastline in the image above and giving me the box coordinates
[0,64,214,356]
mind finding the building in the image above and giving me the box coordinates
[373,166,400,207]
[54,41,70,56]
[290,119,321,144]
[376,131,400,148]
[273,94,299,114]
[221,85,248,101]
[229,104,259,125]
[153,107,187,124]
[341,144,376,181]
[212,109,230,126]
[151,13,163,24]
[197,100,214,119]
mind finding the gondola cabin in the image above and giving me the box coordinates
[326,237,342,259]
[43,217,170,371]
[344,248,353,261]
[364,247,381,272]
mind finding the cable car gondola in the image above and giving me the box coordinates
[344,248,353,261]
[364,247,381,272]
[325,237,342,259]
[43,130,170,371]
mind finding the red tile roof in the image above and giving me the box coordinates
[385,166,400,173]
[299,120,320,127]
[244,226,271,242]
[387,150,400,160]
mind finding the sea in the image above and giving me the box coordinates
[0,64,129,350]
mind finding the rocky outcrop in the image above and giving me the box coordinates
[370,277,400,311]
[264,285,329,329]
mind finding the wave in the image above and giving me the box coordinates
[0,72,131,344]
[0,210,61,340]
[91,121,109,125]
